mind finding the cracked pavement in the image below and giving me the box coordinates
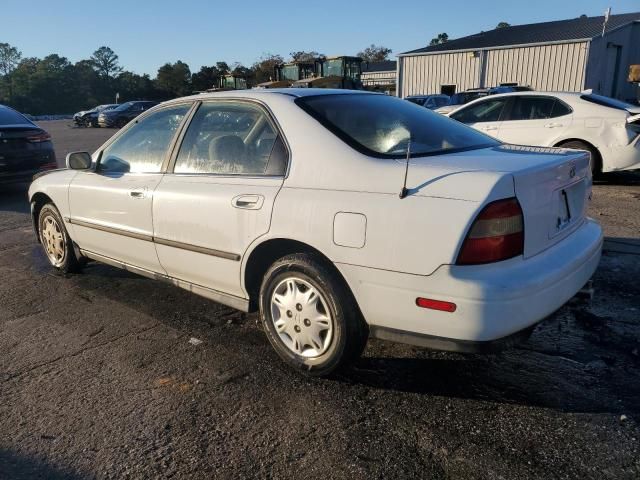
[0,121,639,479]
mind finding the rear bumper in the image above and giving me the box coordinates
[337,218,602,346]
[0,151,57,184]
[601,136,640,172]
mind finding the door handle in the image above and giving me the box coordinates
[129,188,147,199]
[544,122,563,128]
[232,194,264,210]
[480,125,498,131]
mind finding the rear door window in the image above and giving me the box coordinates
[174,102,287,176]
[506,97,557,121]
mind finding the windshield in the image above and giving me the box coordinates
[580,93,635,111]
[325,59,343,77]
[296,93,498,158]
[113,102,134,112]
[282,65,299,81]
[0,106,31,125]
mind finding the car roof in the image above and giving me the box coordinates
[168,88,375,104]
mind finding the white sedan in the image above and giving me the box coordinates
[446,91,640,174]
[28,89,602,376]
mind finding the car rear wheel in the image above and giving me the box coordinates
[558,140,601,177]
[38,203,82,273]
[259,253,368,376]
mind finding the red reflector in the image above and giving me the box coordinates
[416,297,457,313]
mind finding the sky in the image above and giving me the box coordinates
[2,0,638,76]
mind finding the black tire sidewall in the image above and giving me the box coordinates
[259,255,351,375]
[559,141,599,176]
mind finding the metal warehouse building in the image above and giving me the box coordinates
[397,12,640,102]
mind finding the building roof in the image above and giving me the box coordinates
[402,12,640,55]
[361,60,397,73]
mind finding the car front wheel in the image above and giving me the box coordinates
[38,203,82,273]
[259,253,368,376]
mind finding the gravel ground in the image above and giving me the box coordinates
[0,121,638,479]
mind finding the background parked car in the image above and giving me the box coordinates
[73,104,119,127]
[447,91,640,174]
[0,104,57,184]
[435,88,489,114]
[98,101,158,128]
[406,94,450,109]
[435,86,534,114]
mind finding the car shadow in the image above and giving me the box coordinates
[0,184,30,214]
[0,449,83,480]
[594,170,640,186]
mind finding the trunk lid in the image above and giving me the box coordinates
[407,144,591,258]
[501,144,591,258]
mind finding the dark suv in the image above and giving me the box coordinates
[98,101,158,128]
[0,105,57,185]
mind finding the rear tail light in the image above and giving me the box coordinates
[26,131,51,143]
[456,197,524,265]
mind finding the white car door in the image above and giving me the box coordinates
[152,100,288,298]
[449,97,509,136]
[68,103,193,272]
[495,95,573,146]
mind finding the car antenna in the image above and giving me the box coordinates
[399,139,411,199]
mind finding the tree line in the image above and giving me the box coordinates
[0,43,392,115]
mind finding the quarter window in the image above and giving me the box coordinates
[99,104,190,174]
[174,102,287,176]
[451,99,508,124]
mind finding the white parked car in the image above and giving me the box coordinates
[28,89,602,376]
[446,91,640,174]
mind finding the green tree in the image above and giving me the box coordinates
[191,65,222,91]
[215,62,230,75]
[289,51,323,62]
[0,42,22,103]
[90,46,123,78]
[156,60,192,98]
[496,22,511,28]
[252,53,284,84]
[429,33,449,46]
[357,44,392,62]
[0,42,21,76]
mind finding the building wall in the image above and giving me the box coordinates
[586,22,640,102]
[361,70,397,86]
[484,41,589,92]
[398,41,590,98]
[398,52,481,97]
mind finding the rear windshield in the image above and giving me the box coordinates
[580,93,634,111]
[113,102,134,111]
[0,106,30,125]
[296,93,498,158]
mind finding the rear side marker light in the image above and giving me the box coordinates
[416,297,457,313]
[457,197,524,265]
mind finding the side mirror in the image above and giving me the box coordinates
[66,151,92,170]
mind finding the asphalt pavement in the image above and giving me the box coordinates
[0,121,638,479]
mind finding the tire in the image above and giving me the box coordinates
[38,203,83,274]
[259,253,368,376]
[558,140,601,177]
